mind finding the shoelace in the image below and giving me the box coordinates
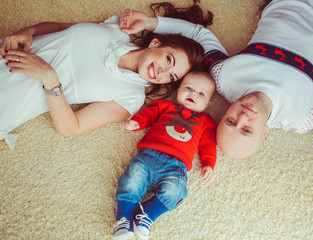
[135,213,153,230]
[114,217,131,232]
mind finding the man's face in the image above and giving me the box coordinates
[217,93,269,159]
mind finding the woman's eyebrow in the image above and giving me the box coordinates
[170,53,175,66]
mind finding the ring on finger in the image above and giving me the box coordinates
[15,57,20,62]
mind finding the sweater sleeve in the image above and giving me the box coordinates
[130,99,163,130]
[155,16,228,55]
[198,119,217,170]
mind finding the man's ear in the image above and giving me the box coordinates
[149,38,161,48]
[263,126,269,142]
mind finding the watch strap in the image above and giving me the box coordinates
[43,84,63,96]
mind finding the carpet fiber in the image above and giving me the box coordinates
[1,0,312,239]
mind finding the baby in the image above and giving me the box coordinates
[113,71,217,240]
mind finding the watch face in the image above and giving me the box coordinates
[53,87,62,96]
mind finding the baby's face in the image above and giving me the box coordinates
[176,72,215,112]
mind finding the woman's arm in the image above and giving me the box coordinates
[120,9,159,33]
[17,22,74,37]
[48,99,130,137]
[120,9,227,55]
[5,50,130,137]
[0,22,74,55]
[155,17,227,55]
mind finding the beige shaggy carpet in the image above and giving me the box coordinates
[0,0,312,239]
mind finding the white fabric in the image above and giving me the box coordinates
[155,0,313,133]
[155,16,228,56]
[0,15,149,144]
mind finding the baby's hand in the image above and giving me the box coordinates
[120,120,139,130]
[201,166,214,183]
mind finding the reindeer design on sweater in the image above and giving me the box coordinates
[166,103,202,142]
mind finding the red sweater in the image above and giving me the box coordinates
[131,99,217,171]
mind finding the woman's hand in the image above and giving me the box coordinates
[119,9,158,34]
[4,50,59,89]
[0,22,74,56]
[0,27,34,56]
[120,120,140,130]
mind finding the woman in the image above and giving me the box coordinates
[0,15,204,148]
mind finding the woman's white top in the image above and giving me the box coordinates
[0,16,150,147]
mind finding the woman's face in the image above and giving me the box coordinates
[137,39,191,84]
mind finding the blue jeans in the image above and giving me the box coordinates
[115,148,188,210]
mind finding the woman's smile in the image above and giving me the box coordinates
[136,42,191,84]
[148,63,156,79]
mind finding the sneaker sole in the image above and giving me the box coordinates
[112,232,134,240]
[133,221,150,240]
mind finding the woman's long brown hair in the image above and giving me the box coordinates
[134,0,212,99]
[150,0,213,27]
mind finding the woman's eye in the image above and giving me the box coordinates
[199,92,205,96]
[167,55,171,65]
[186,86,192,90]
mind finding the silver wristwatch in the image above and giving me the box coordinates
[43,84,63,96]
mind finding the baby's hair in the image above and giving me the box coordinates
[184,70,215,91]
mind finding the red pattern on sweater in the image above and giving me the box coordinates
[131,99,217,171]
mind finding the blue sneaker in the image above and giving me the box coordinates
[112,217,134,240]
[133,204,153,240]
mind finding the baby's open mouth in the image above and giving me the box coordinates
[187,98,195,103]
